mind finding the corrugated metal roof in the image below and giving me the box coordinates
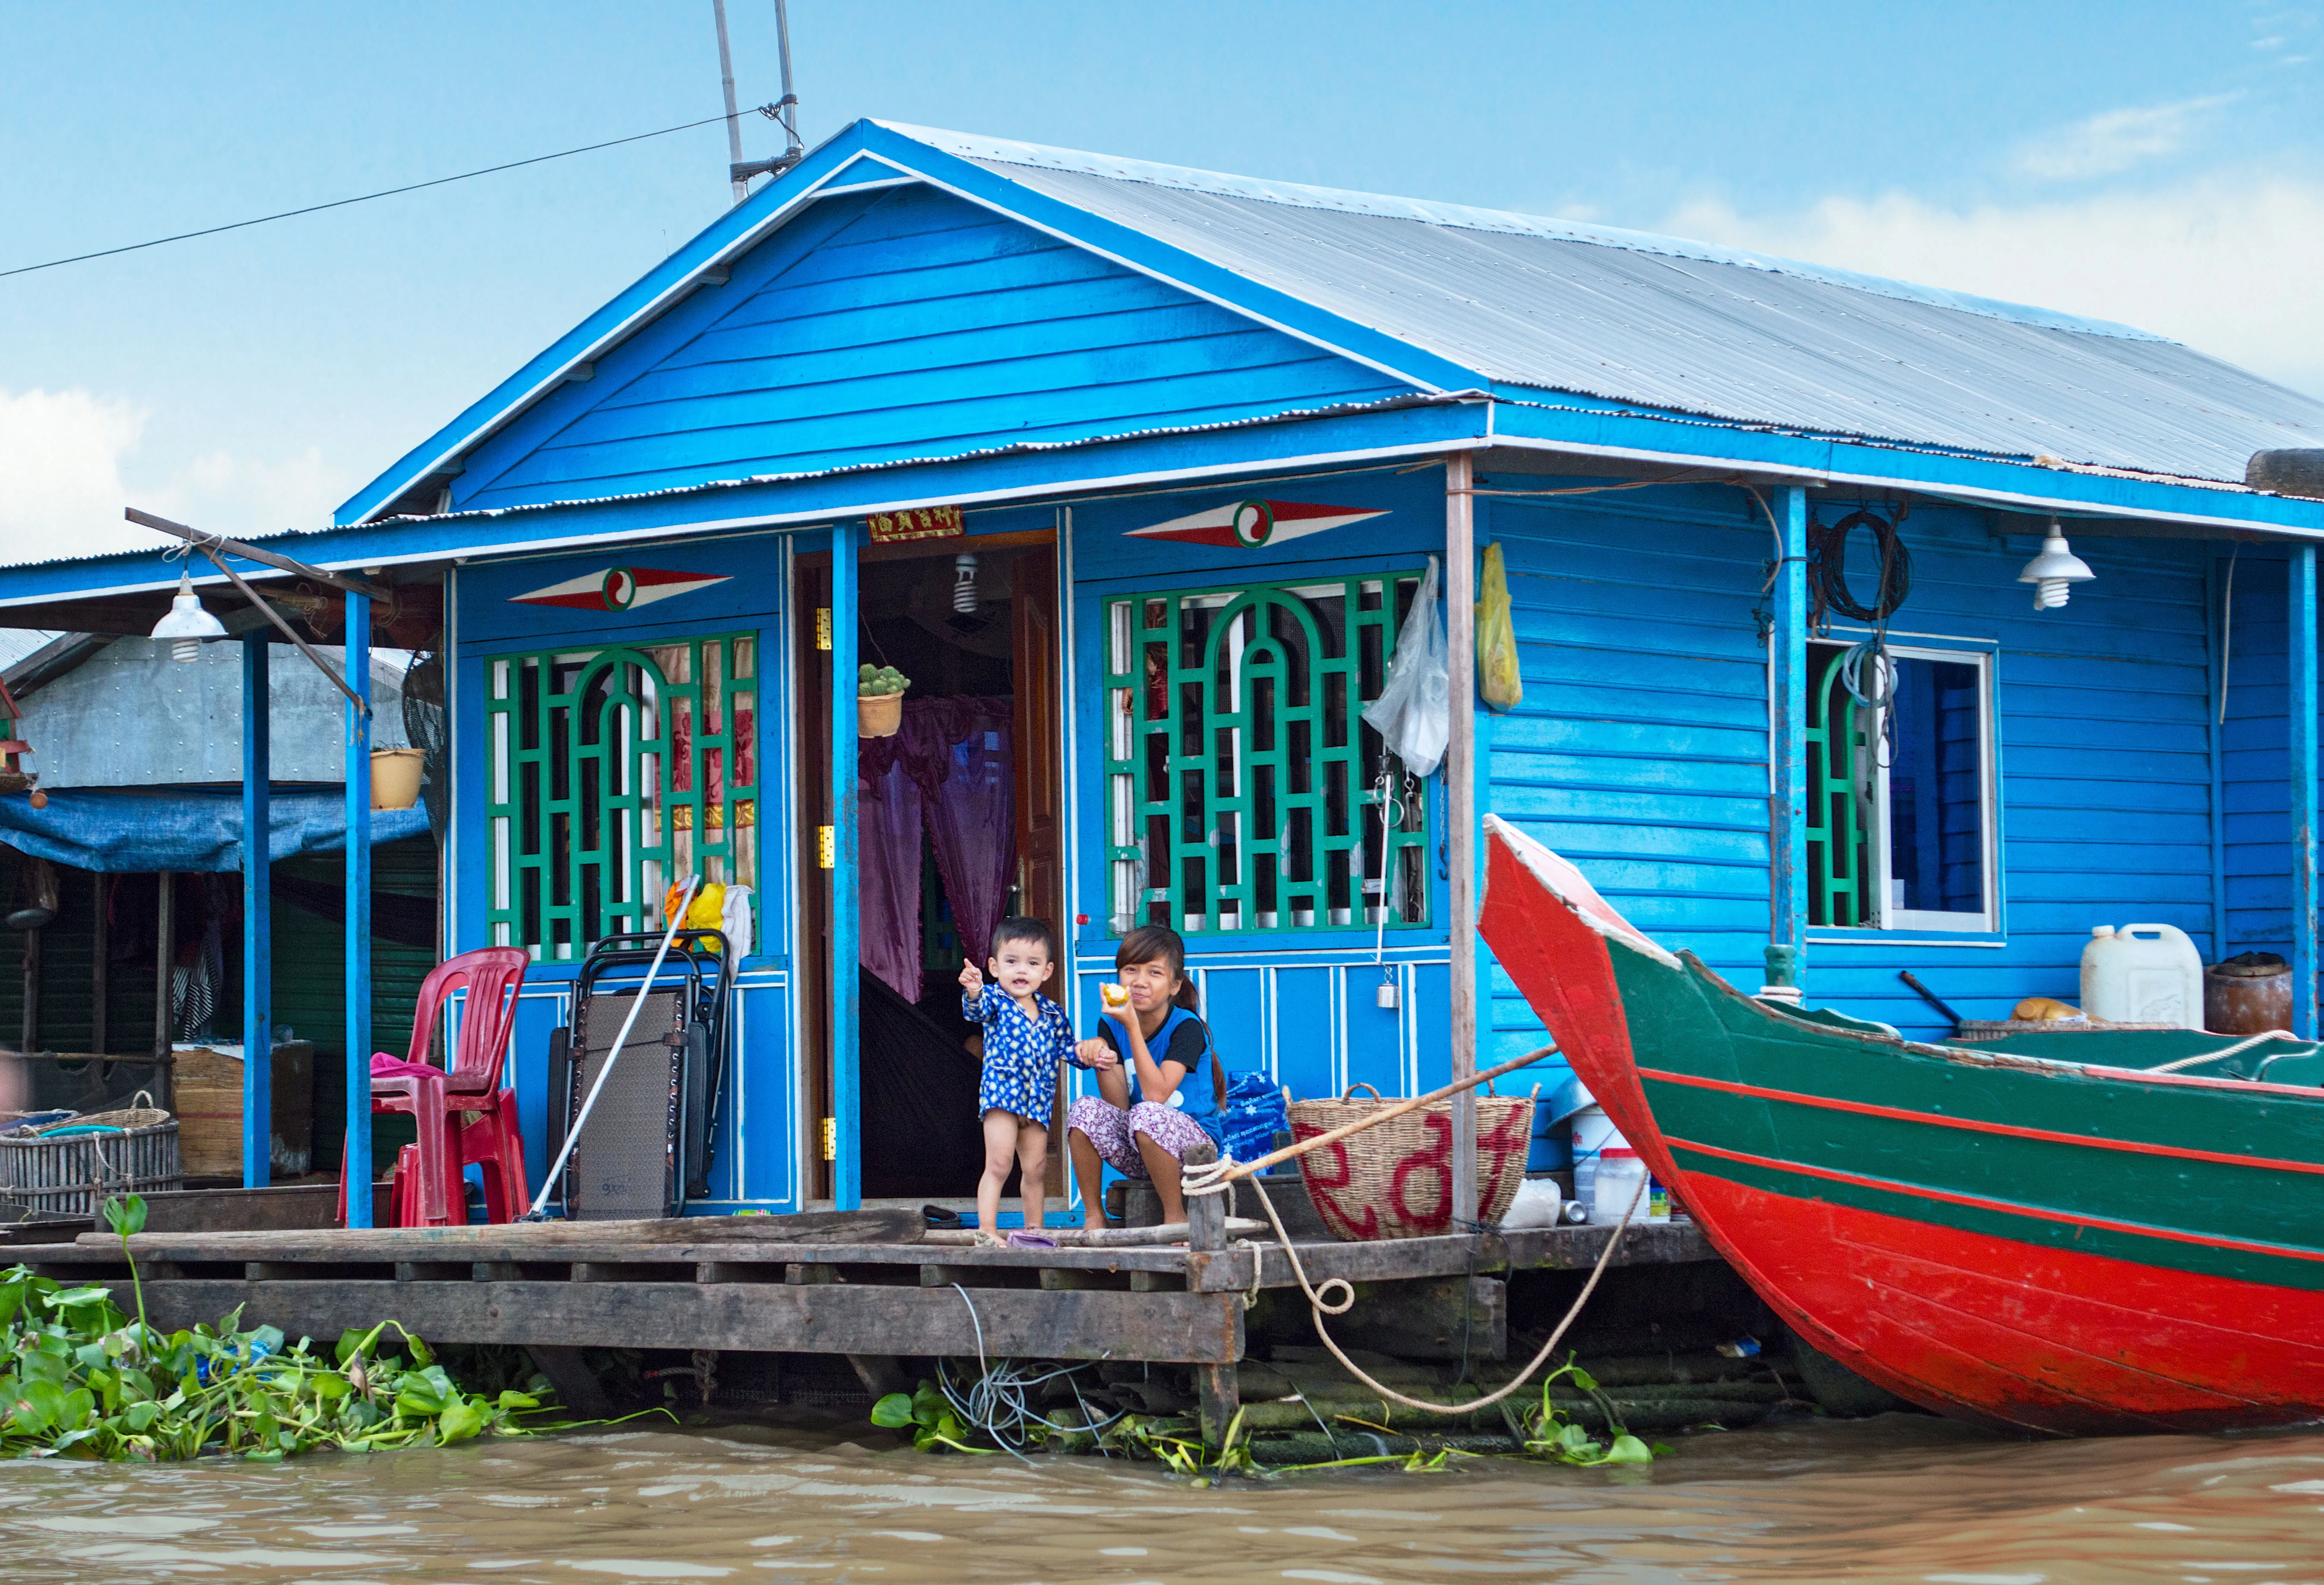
[887,125,2324,486]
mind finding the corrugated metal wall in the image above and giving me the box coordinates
[1480,484,2229,1050]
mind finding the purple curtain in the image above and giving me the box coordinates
[924,711,1014,972]
[858,759,925,1002]
[858,697,1015,979]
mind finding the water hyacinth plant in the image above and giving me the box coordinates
[0,1195,617,1461]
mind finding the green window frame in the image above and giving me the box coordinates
[486,633,758,961]
[1102,572,1431,936]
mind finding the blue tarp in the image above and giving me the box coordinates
[0,789,429,873]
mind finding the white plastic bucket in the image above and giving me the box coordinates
[2082,922,2204,1029]
[1570,1103,1626,1205]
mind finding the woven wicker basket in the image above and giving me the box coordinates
[1288,1083,1535,1241]
[0,1103,181,1216]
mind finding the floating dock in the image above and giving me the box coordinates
[31,1207,1716,1440]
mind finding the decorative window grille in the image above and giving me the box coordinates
[1102,574,1430,936]
[487,634,757,960]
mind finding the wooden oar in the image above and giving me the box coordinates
[1184,1042,1557,1193]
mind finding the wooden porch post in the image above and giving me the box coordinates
[242,630,272,1187]
[344,593,374,1227]
[1445,452,1478,1227]
[1770,487,1810,967]
[2292,544,2318,1038]
[830,523,862,1211]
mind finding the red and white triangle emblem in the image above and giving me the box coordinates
[509,566,731,613]
[1126,498,1387,549]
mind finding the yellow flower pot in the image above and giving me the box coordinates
[858,693,903,738]
[370,748,426,810]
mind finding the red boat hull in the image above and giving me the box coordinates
[1479,816,2324,1435]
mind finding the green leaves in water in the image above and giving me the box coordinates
[870,1383,984,1454]
[1517,1361,1664,1467]
[0,1195,597,1462]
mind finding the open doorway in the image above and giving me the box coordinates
[795,533,1063,1207]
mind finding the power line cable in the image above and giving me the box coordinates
[1,109,764,282]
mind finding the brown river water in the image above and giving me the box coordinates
[3,1413,2323,1583]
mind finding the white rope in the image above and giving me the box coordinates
[938,1284,1124,1459]
[523,876,699,1218]
[1238,1166,1643,1416]
[2147,1029,2299,1074]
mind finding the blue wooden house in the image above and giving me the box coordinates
[4,120,2322,1219]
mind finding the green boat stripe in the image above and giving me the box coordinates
[1640,1065,2324,1179]
[1666,1137,2324,1293]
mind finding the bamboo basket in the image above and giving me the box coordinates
[1287,1083,1535,1241]
[0,1101,181,1215]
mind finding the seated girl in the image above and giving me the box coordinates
[1066,924,1223,1229]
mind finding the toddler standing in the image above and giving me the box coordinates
[959,917,1101,1244]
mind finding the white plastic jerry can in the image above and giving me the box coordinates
[2080,923,2204,1029]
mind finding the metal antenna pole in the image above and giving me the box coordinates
[712,0,750,205]
[772,0,802,162]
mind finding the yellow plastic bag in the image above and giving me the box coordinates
[663,879,726,931]
[1475,541,1523,712]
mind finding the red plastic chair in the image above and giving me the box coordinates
[340,947,529,1226]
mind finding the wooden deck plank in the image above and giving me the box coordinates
[81,1278,1246,1363]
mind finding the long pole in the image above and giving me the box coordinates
[344,592,373,1228]
[1444,452,1478,1227]
[771,0,803,161]
[242,630,272,1187]
[711,0,749,205]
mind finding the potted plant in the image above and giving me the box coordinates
[858,663,909,737]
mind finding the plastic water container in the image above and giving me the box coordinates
[1570,1104,1625,1209]
[2081,923,2204,1029]
[1593,1146,1649,1226]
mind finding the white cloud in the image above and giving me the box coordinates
[0,388,149,564]
[2014,95,2237,181]
[1664,174,2324,401]
[0,387,353,569]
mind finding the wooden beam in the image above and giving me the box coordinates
[126,509,388,601]
[1321,1275,1507,1361]
[2295,544,2319,1038]
[344,592,373,1227]
[89,873,106,1058]
[152,872,174,1077]
[1444,452,1479,1226]
[242,630,272,1188]
[99,1278,1246,1362]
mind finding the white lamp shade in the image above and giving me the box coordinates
[149,572,229,661]
[2017,529,2096,611]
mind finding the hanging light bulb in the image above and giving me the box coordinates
[2017,519,2095,611]
[952,552,979,614]
[149,568,228,661]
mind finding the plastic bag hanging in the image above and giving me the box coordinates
[1362,557,1450,777]
[1475,541,1523,712]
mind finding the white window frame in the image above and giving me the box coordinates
[1862,642,1998,935]
[1803,636,2008,939]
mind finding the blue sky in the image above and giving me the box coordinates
[3,1,2318,558]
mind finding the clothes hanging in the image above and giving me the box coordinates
[858,759,925,1002]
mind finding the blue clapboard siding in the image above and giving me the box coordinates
[453,183,1409,512]
[1479,483,1776,1068]
[1796,513,2216,1036]
[1478,488,2228,1047]
[2220,547,2295,957]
